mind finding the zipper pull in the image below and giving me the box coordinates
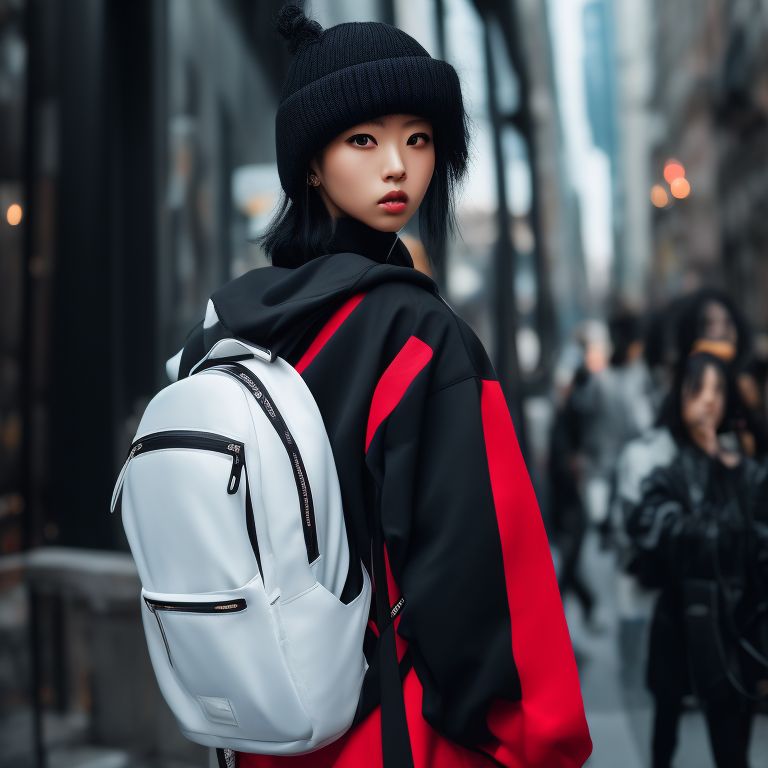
[110,442,143,514]
[226,442,245,494]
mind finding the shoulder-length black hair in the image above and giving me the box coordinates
[258,114,472,268]
[659,352,730,444]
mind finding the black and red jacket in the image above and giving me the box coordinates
[174,217,592,767]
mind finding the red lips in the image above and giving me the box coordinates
[378,190,408,204]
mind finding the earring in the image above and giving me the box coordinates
[307,173,320,187]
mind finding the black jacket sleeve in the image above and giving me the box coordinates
[364,346,591,766]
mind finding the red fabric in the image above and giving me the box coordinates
[294,293,366,375]
[383,544,407,662]
[364,335,430,660]
[237,669,496,768]
[364,334,428,661]
[478,380,592,767]
[365,336,433,451]
[238,336,495,768]
[238,362,590,767]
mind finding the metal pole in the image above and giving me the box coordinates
[22,1,46,761]
[482,16,526,444]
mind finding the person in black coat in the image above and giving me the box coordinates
[548,366,595,626]
[166,7,593,767]
[626,352,768,768]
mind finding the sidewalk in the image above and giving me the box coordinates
[569,531,768,767]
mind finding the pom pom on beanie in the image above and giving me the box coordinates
[276,5,323,55]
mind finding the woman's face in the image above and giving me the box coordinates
[681,364,725,433]
[309,113,435,232]
[700,301,738,346]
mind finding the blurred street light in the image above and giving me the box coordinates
[663,159,686,184]
[670,177,691,199]
[6,203,22,226]
[650,184,669,208]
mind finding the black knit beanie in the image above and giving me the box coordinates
[275,5,468,201]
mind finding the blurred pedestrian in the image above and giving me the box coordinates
[642,297,689,413]
[626,352,768,768]
[548,378,596,628]
[675,288,768,457]
[569,313,654,536]
[610,304,683,691]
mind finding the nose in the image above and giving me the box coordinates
[381,142,406,182]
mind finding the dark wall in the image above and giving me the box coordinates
[44,0,157,549]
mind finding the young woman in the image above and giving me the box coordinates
[674,288,768,456]
[627,353,768,768]
[170,7,591,767]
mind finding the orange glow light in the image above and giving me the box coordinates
[6,204,22,226]
[663,160,686,184]
[650,184,669,208]
[670,177,691,199]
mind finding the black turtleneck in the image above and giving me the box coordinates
[326,217,414,269]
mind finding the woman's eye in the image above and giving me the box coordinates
[347,134,376,147]
[407,133,432,146]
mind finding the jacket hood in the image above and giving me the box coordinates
[172,217,440,379]
[210,250,437,348]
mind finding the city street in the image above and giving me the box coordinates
[4,1,768,766]
[571,533,768,767]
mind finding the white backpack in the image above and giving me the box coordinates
[110,337,371,754]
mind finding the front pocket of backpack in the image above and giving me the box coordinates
[115,429,247,501]
[116,429,263,593]
[142,580,312,743]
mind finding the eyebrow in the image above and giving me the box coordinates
[362,117,430,128]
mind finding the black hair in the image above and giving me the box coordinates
[257,180,337,269]
[675,287,751,364]
[643,295,688,371]
[659,352,729,444]
[258,113,471,268]
[608,310,644,367]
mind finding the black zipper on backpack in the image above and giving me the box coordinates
[148,608,175,667]
[143,597,247,669]
[127,430,245,495]
[118,429,261,578]
[211,364,320,563]
[144,597,247,614]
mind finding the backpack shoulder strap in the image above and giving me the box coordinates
[371,502,414,768]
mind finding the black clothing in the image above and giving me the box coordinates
[174,219,591,766]
[326,217,413,267]
[271,216,414,272]
[548,398,593,621]
[628,445,768,698]
[652,688,754,768]
[628,444,768,768]
[179,217,431,381]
